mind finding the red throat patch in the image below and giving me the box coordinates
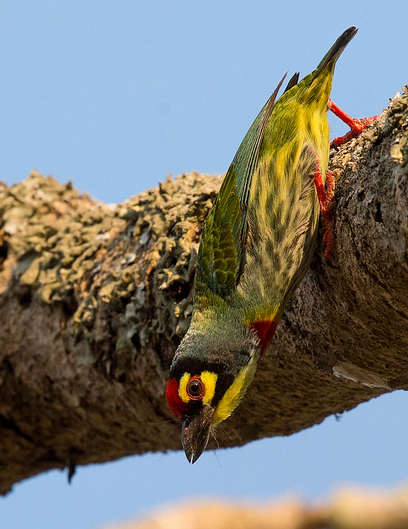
[249,320,278,356]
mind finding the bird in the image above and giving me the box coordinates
[166,27,376,463]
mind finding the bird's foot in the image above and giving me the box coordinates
[314,165,335,260]
[328,99,378,148]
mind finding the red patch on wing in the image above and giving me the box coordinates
[249,320,278,357]
[166,378,187,419]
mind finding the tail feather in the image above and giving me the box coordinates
[315,26,357,76]
[284,72,300,93]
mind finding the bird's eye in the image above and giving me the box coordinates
[186,375,205,400]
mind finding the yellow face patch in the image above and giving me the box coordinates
[178,371,218,404]
[200,371,217,404]
[178,372,191,403]
[213,355,257,425]
[177,360,257,426]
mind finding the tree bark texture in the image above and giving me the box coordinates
[0,88,407,494]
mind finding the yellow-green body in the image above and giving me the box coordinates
[167,27,357,462]
[240,80,330,322]
[191,68,333,345]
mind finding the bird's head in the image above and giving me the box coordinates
[166,314,260,462]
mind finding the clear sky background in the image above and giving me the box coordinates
[1,2,407,529]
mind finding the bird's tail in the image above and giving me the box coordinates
[314,26,357,78]
[295,27,357,107]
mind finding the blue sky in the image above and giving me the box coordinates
[1,2,407,529]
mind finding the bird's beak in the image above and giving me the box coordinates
[181,403,214,463]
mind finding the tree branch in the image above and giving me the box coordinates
[0,88,407,494]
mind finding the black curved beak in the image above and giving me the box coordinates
[181,403,214,463]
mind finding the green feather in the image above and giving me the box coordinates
[168,29,360,456]
[194,75,287,307]
[194,27,357,321]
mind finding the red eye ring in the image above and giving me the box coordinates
[186,375,205,400]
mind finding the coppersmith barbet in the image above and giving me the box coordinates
[166,27,376,462]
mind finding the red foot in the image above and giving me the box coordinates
[314,162,335,260]
[328,99,378,148]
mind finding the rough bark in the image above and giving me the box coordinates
[0,88,407,494]
[103,485,408,529]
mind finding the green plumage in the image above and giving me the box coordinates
[194,27,357,324]
[168,28,358,462]
[194,78,285,308]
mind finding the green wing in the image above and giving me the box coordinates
[194,75,287,307]
[194,27,358,312]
